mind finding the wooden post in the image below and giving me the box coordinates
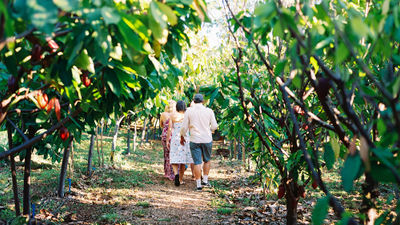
[58,137,73,198]
[7,123,20,216]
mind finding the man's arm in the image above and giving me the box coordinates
[210,110,218,132]
[180,110,189,136]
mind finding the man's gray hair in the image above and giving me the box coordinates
[193,94,204,103]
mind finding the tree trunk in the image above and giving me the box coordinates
[286,192,298,225]
[58,137,73,198]
[96,127,101,167]
[127,117,131,155]
[87,134,95,176]
[23,128,35,216]
[7,123,20,216]
[100,120,104,167]
[69,142,74,179]
[233,139,237,160]
[140,117,147,145]
[111,115,125,163]
[133,121,137,152]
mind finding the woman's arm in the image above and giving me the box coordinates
[166,117,173,144]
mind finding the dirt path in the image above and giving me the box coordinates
[45,141,247,224]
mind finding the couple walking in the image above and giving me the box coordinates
[161,94,218,191]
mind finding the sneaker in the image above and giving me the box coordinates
[196,186,203,191]
[174,174,180,186]
[201,181,211,187]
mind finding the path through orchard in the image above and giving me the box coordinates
[22,138,258,224]
[2,133,324,224]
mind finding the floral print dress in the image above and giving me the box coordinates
[161,119,174,180]
[170,122,194,164]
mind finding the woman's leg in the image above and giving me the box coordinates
[172,164,179,175]
[179,164,185,182]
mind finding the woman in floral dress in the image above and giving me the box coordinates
[160,100,175,181]
[167,100,194,186]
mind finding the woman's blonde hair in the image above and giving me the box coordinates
[165,100,176,113]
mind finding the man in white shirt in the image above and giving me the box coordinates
[180,94,218,191]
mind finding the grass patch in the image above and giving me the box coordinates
[100,213,120,223]
[216,207,235,215]
[158,218,172,222]
[132,209,146,217]
[136,201,150,208]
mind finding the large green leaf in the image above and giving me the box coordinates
[341,154,362,192]
[149,2,169,44]
[312,196,329,225]
[323,143,335,170]
[0,1,14,37]
[104,68,121,97]
[53,0,79,12]
[117,19,143,52]
[156,2,178,26]
[27,0,58,34]
[74,49,95,73]
[101,7,120,25]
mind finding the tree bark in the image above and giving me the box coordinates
[111,115,125,163]
[69,142,74,179]
[133,121,137,152]
[7,122,20,216]
[58,137,73,198]
[127,117,131,155]
[286,190,298,225]
[95,127,101,167]
[100,120,104,167]
[23,127,35,215]
[140,117,147,145]
[87,134,95,176]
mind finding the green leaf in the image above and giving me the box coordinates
[274,59,287,75]
[27,0,58,34]
[312,196,329,225]
[329,131,340,159]
[121,15,150,40]
[0,1,14,37]
[149,2,169,44]
[101,7,121,25]
[53,0,79,12]
[335,42,349,64]
[104,68,121,97]
[74,49,95,73]
[392,74,400,98]
[117,19,143,52]
[350,17,369,38]
[156,2,178,26]
[208,88,219,107]
[382,0,390,15]
[341,154,362,192]
[323,143,335,170]
[273,21,284,38]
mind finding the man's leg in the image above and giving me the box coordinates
[190,142,203,189]
[201,142,212,184]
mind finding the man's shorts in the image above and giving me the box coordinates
[190,142,212,165]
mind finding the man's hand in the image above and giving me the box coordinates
[180,136,185,146]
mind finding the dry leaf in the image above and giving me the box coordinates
[348,136,357,156]
[360,136,371,172]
